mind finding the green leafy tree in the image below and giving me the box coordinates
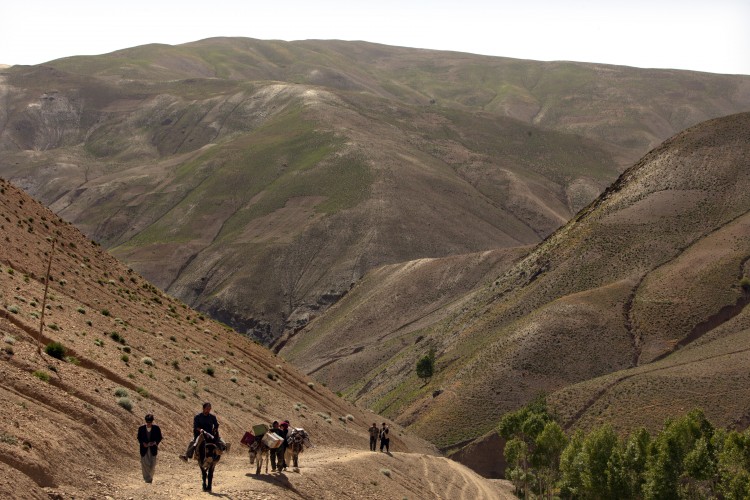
[505,437,531,497]
[560,430,586,498]
[534,421,568,498]
[643,409,714,500]
[621,427,651,497]
[717,429,750,499]
[415,349,435,383]
[581,424,619,498]
[499,395,553,497]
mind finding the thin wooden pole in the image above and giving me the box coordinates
[37,238,55,356]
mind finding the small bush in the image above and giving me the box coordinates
[307,382,315,389]
[101,309,110,317]
[3,335,15,345]
[136,387,149,398]
[0,433,18,445]
[110,332,125,344]
[171,360,180,370]
[346,414,354,421]
[65,356,81,366]
[121,354,130,363]
[122,346,131,353]
[141,357,154,366]
[117,397,133,411]
[204,366,215,377]
[44,341,66,360]
[230,376,237,383]
[32,370,50,382]
[7,305,19,314]
[77,307,86,314]
[48,323,60,331]
[114,387,129,397]
[380,468,392,478]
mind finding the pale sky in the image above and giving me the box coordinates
[2,0,749,75]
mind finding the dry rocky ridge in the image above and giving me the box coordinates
[1,38,749,344]
[0,177,512,498]
[280,112,750,475]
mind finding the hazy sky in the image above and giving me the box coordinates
[2,0,749,75]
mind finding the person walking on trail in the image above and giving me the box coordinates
[180,402,220,461]
[276,421,290,471]
[379,422,390,453]
[137,413,162,483]
[268,421,282,472]
[368,423,379,451]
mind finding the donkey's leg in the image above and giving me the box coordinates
[206,465,214,492]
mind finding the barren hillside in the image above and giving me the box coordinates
[280,112,750,474]
[1,38,749,344]
[0,178,512,498]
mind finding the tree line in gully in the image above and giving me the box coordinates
[500,397,750,499]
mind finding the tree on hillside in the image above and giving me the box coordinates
[499,395,556,497]
[643,409,715,499]
[415,349,435,384]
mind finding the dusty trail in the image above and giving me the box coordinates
[113,446,515,500]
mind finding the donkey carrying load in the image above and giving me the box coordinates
[248,439,271,475]
[285,428,312,471]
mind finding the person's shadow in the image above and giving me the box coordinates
[244,472,313,499]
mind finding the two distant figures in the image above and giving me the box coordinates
[369,422,390,453]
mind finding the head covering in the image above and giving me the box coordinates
[280,421,289,427]
[145,414,154,422]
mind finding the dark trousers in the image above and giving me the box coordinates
[270,447,280,470]
[370,436,377,451]
[380,438,390,452]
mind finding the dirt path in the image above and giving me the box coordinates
[113,446,516,500]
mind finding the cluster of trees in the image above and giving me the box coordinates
[500,398,750,499]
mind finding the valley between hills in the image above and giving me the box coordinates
[2,37,750,495]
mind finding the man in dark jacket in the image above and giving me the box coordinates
[137,414,163,483]
[276,421,290,471]
[180,402,220,461]
[379,422,390,453]
[268,421,282,471]
[368,423,379,451]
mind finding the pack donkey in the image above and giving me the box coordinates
[285,428,312,471]
[248,440,271,475]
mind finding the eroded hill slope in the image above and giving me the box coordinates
[0,179,519,499]
[281,112,750,465]
[1,38,749,345]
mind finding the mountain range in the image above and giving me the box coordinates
[281,111,750,475]
[1,38,749,344]
[2,38,750,479]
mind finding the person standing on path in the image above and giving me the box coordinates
[379,422,390,453]
[380,422,391,453]
[368,423,379,451]
[137,414,163,483]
